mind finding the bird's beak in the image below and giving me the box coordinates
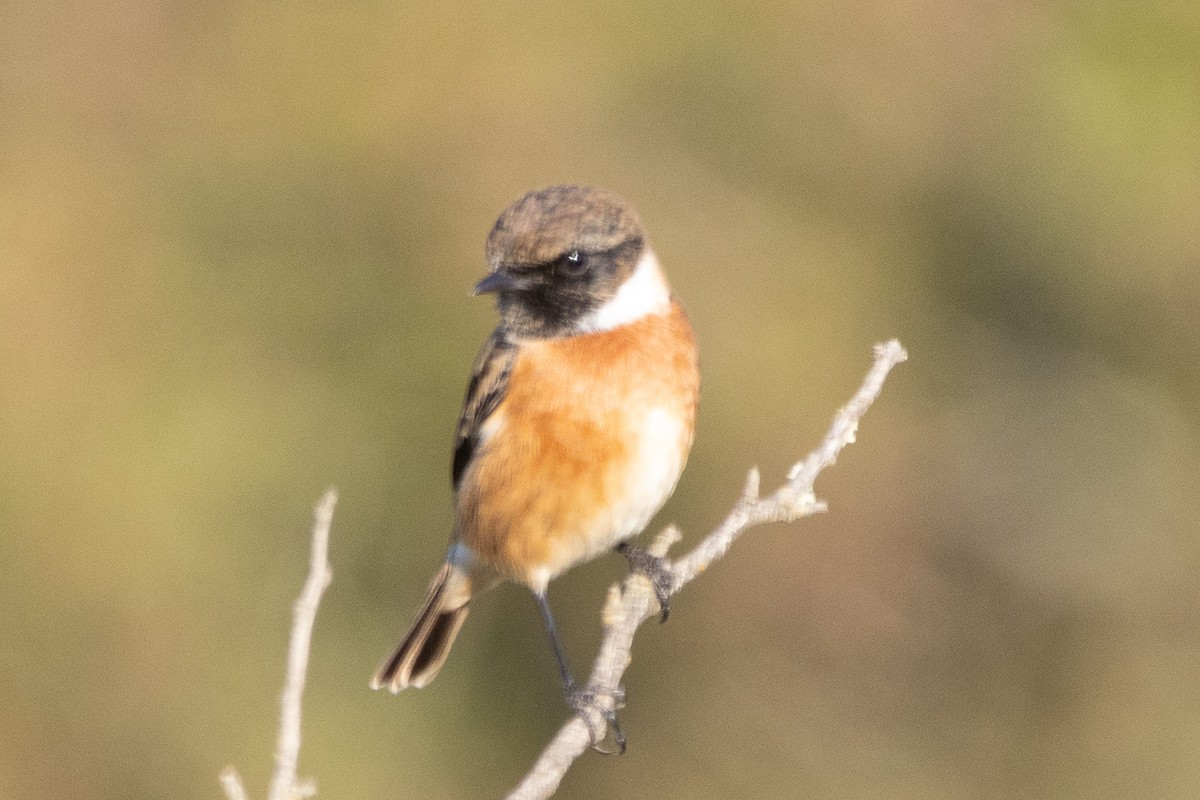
[473,270,521,295]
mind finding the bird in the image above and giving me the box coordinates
[371,185,700,750]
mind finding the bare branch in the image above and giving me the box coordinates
[506,340,907,800]
[219,767,250,800]
[221,488,338,800]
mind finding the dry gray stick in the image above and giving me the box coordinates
[221,488,338,800]
[506,339,908,800]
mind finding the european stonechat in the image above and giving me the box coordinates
[372,185,699,746]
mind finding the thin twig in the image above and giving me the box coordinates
[219,767,250,800]
[221,488,338,800]
[506,340,907,800]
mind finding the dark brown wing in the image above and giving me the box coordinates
[452,329,517,491]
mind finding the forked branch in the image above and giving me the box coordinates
[506,340,908,800]
[220,488,338,800]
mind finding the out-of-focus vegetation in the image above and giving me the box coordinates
[2,2,1198,798]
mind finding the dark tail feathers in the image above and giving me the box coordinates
[371,561,472,692]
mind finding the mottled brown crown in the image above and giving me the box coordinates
[485,185,644,269]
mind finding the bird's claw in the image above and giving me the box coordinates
[567,685,627,755]
[616,542,674,622]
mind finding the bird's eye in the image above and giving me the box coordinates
[555,250,589,277]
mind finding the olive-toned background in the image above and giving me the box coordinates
[3,2,1198,798]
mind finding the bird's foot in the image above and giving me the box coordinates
[566,684,627,755]
[615,542,675,622]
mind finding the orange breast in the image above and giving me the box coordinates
[456,303,699,590]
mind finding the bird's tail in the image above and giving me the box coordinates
[371,561,475,692]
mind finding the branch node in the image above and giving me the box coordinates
[221,489,338,800]
[876,338,909,363]
[790,489,819,515]
[650,524,682,558]
[741,467,761,505]
[505,341,908,800]
[220,767,249,800]
[601,584,625,627]
[787,454,818,483]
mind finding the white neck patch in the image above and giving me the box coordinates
[577,248,671,332]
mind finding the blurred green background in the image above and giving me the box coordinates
[3,1,1198,798]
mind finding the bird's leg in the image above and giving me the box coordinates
[614,541,675,622]
[533,591,626,754]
